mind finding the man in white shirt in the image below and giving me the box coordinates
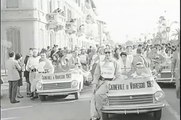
[26,48,40,99]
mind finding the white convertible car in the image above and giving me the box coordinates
[156,59,175,84]
[36,69,84,101]
[101,76,166,120]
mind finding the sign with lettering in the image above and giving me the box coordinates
[108,78,154,91]
[41,73,72,81]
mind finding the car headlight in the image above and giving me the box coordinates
[154,91,165,101]
[36,82,43,90]
[71,80,78,88]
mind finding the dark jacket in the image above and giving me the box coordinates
[24,55,30,77]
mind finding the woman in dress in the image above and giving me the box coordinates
[15,53,24,98]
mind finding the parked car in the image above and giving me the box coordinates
[101,76,166,120]
[36,69,83,101]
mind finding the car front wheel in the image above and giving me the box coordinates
[102,112,109,120]
[153,110,162,120]
[75,92,80,100]
[39,95,47,101]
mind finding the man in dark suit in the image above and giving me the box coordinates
[6,51,22,103]
[24,48,33,96]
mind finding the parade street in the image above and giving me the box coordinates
[1,82,180,120]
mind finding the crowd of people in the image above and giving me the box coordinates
[89,41,180,120]
[4,40,180,107]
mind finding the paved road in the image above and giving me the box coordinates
[1,82,180,120]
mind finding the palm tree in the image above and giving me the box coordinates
[171,28,180,40]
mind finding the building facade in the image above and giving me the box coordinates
[1,0,99,70]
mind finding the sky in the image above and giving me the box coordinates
[94,0,180,43]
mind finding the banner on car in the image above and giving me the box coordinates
[41,72,72,81]
[108,77,154,91]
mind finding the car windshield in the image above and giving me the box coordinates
[124,75,153,81]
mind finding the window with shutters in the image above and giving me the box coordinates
[6,27,21,53]
[50,0,53,13]
[39,29,44,48]
[67,9,72,21]
[6,0,19,8]
[58,1,61,8]
[50,31,55,47]
[40,0,43,10]
[64,6,66,17]
[78,0,80,7]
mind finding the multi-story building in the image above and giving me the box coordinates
[1,0,97,70]
[97,19,111,46]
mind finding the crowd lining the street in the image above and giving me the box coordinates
[2,39,180,109]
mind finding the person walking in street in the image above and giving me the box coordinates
[171,41,180,99]
[15,53,24,98]
[90,48,121,120]
[6,51,22,103]
[26,48,40,100]
[79,48,89,71]
[24,48,33,96]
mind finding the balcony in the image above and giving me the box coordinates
[65,19,77,34]
[46,13,65,31]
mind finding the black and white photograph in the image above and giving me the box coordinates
[1,0,180,120]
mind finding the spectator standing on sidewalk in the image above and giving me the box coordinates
[24,48,33,96]
[15,53,24,98]
[6,51,22,103]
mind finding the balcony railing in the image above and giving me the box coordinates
[65,19,77,34]
[46,13,65,31]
